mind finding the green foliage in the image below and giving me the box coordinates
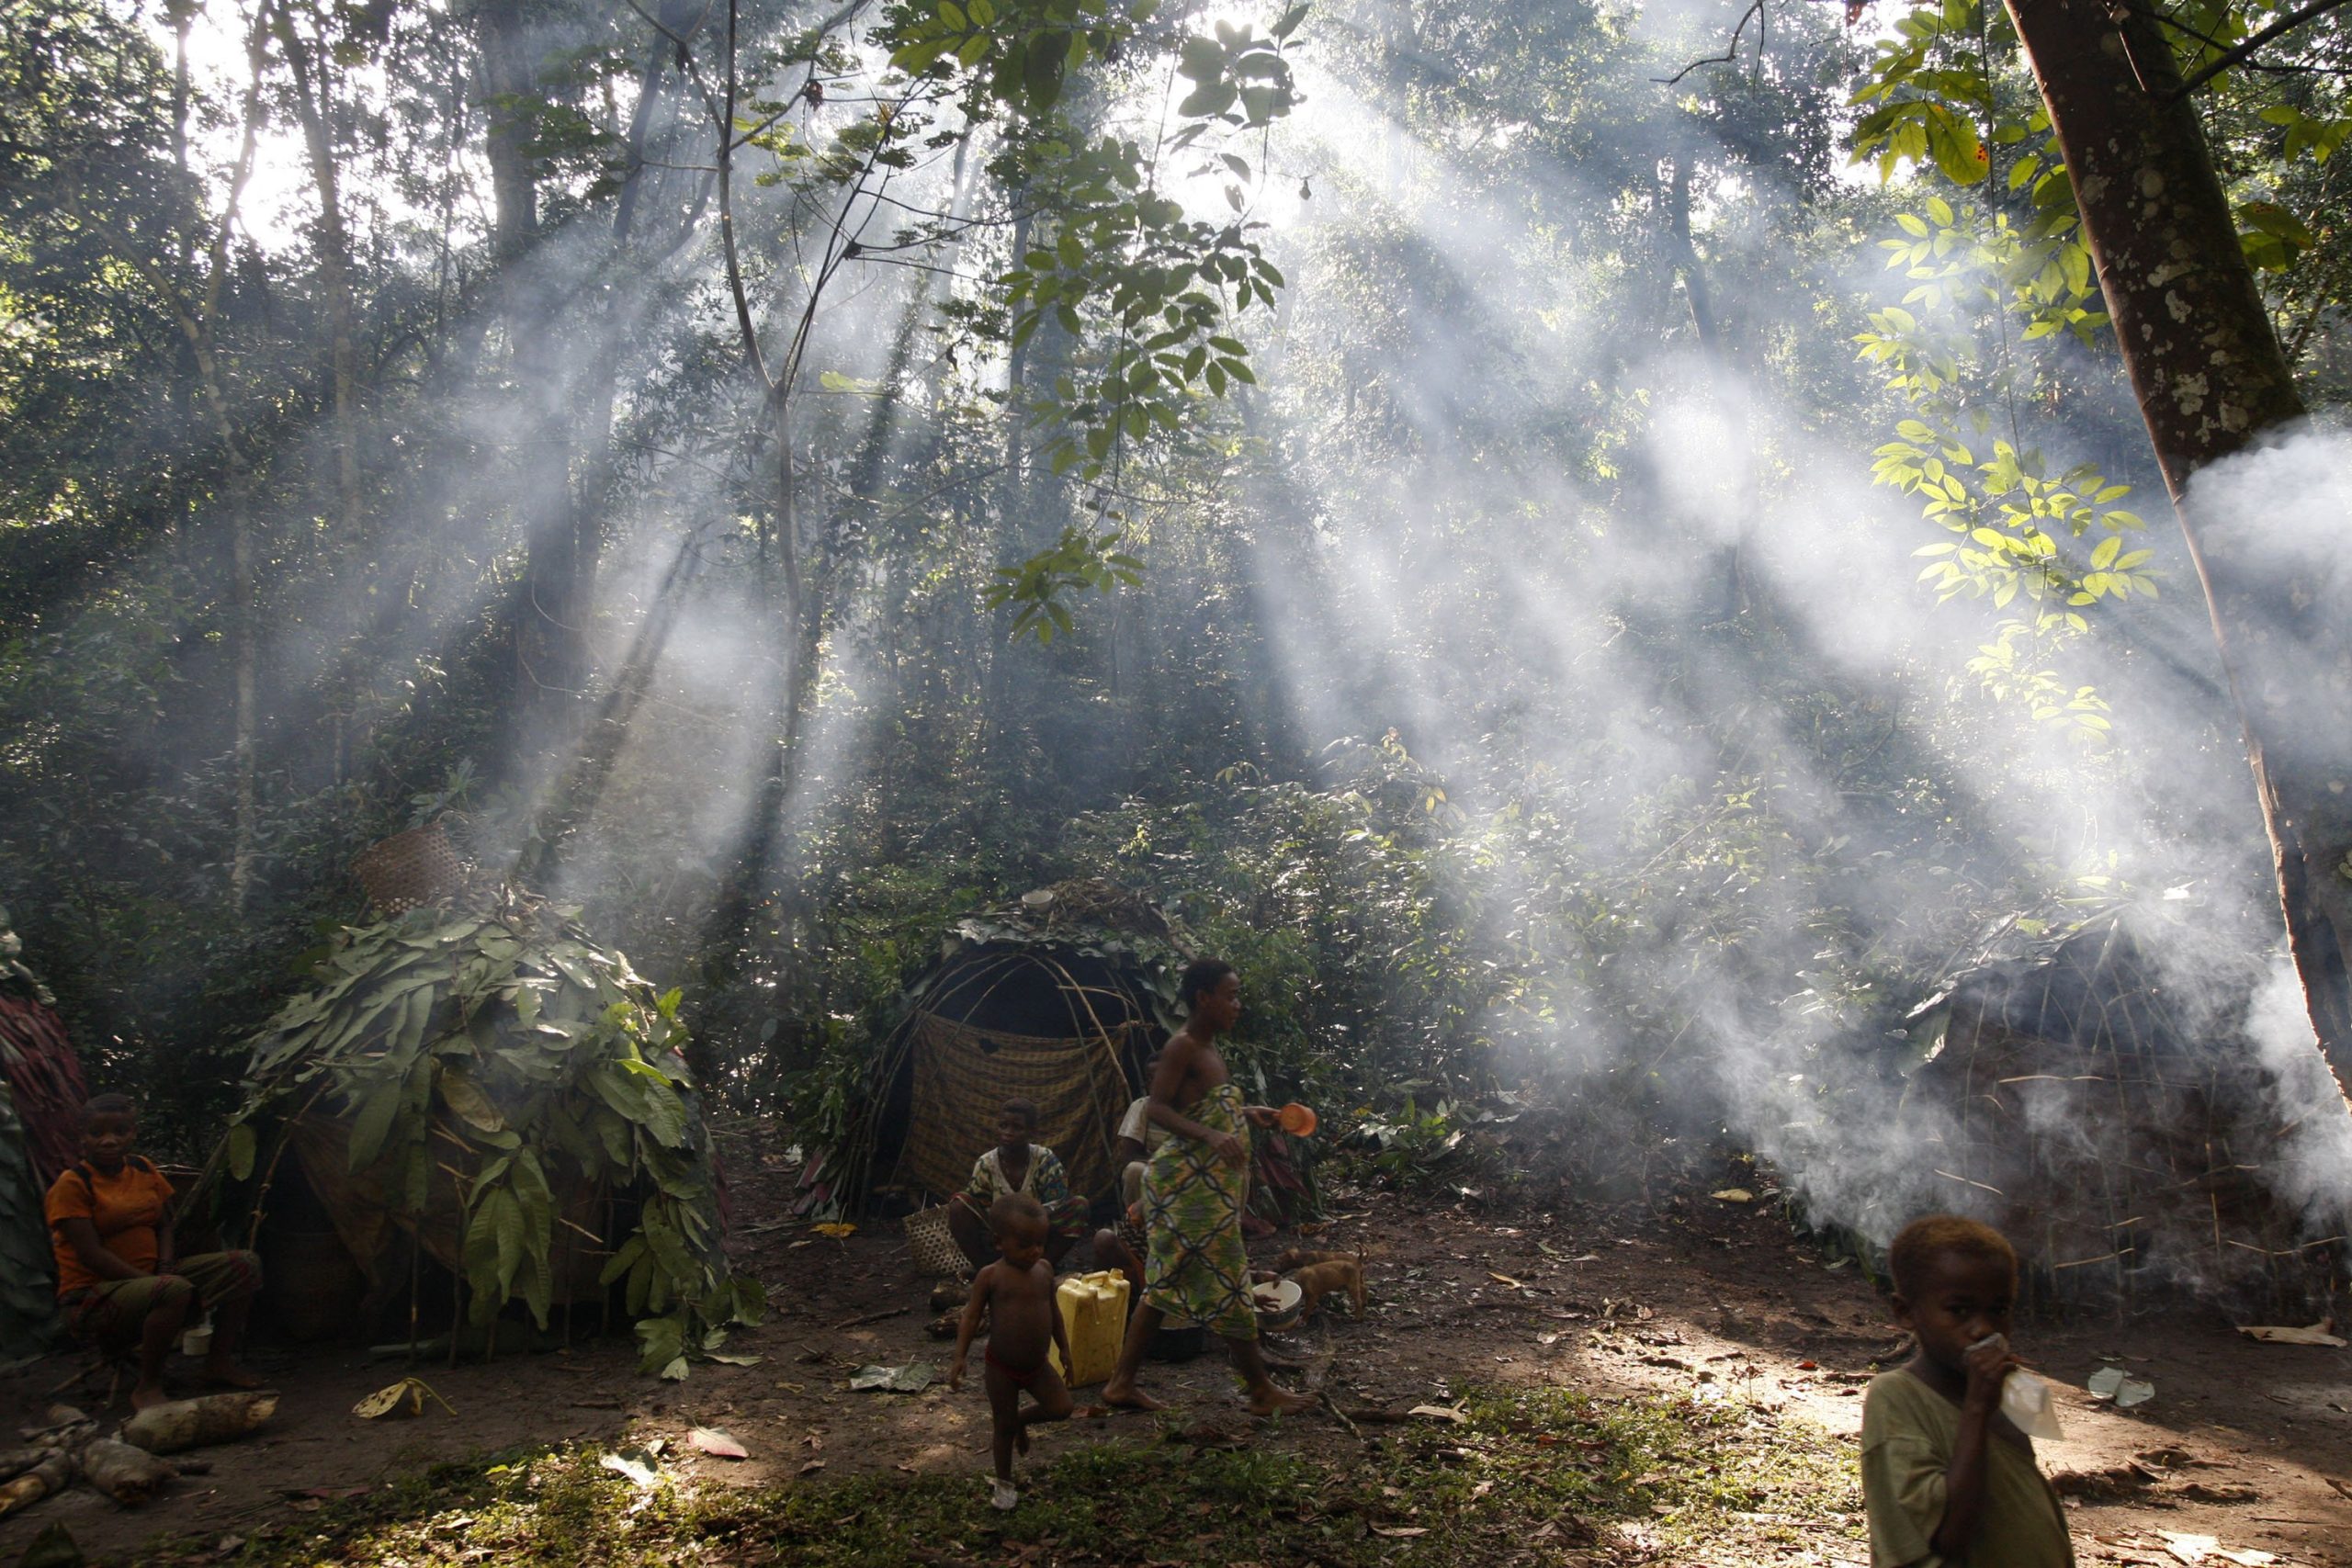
[986,525,1142,643]
[1845,23,2161,744]
[0,0,2331,1223]
[1847,0,1997,187]
[861,2,1310,639]
[228,901,762,1375]
[2260,102,2352,166]
[1853,0,2341,321]
[989,26,1301,485]
[1344,1094,1510,1194]
[885,0,1140,116]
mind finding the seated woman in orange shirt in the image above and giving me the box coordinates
[45,1093,264,1410]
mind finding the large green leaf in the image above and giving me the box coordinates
[345,1081,406,1172]
[437,1066,505,1134]
[599,1234,647,1288]
[491,1186,525,1296]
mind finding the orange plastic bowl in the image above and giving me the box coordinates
[1277,1102,1317,1137]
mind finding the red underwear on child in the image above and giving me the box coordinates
[984,1345,1046,1389]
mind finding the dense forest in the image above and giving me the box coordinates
[6,0,2351,1246]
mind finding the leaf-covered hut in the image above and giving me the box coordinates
[0,908,83,1354]
[1,906,87,1191]
[1900,908,2348,1319]
[803,880,1189,1219]
[0,1086,55,1357]
[211,892,759,1374]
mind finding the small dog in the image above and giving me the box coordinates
[1274,1247,1358,1273]
[1283,1257,1365,1320]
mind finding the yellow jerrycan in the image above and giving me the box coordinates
[1046,1269,1131,1386]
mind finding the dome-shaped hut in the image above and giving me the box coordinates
[204,890,756,1373]
[803,881,1188,1219]
[0,908,84,1354]
[1900,909,2348,1320]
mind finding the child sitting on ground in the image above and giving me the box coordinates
[946,1098,1091,1271]
[45,1094,265,1410]
[1862,1214,2074,1567]
[948,1192,1074,1510]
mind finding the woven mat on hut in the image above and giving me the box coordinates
[898,1013,1141,1204]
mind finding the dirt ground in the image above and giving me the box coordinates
[3,1120,2346,1566]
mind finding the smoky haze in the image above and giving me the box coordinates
[6,0,2346,1296]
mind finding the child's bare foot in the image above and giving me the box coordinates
[1101,1378,1165,1412]
[130,1380,171,1411]
[200,1359,264,1391]
[1246,1383,1315,1417]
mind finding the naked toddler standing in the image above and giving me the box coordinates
[949,1193,1074,1509]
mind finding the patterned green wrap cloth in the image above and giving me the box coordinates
[1141,1081,1255,1339]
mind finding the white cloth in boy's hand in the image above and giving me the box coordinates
[1970,1333,2064,1438]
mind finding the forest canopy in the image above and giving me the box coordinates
[5,0,2351,1245]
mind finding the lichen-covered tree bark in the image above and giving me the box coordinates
[2002,0,2352,1100]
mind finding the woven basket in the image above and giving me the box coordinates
[905,1205,967,1278]
[351,824,465,915]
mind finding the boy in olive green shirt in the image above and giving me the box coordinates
[1860,1215,2074,1567]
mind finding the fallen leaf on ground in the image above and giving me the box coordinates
[1407,1404,1468,1424]
[809,1223,856,1239]
[797,1459,826,1476]
[2237,1323,2346,1348]
[2087,1366,2156,1407]
[599,1450,661,1488]
[687,1427,749,1460]
[1710,1189,1754,1203]
[352,1377,455,1420]
[848,1362,935,1393]
[1488,1271,1526,1290]
[2160,1534,2218,1565]
[1372,1526,1428,1538]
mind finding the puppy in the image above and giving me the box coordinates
[1274,1247,1356,1274]
[1283,1257,1365,1320]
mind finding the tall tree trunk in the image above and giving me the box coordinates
[271,2,364,541]
[175,327,262,911]
[2002,0,2352,1100]
[478,0,586,753]
[978,208,1047,780]
[1662,152,1756,625]
[1664,155,1718,348]
[154,6,269,911]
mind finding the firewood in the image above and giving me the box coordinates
[118,1391,278,1455]
[0,1448,51,1483]
[0,1449,74,1519]
[77,1438,175,1506]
